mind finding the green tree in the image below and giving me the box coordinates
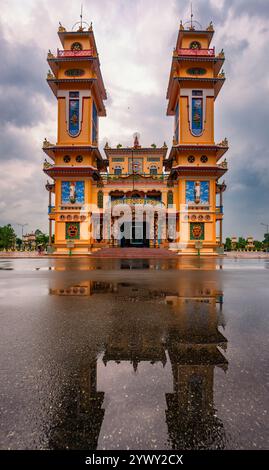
[224,237,232,251]
[0,224,16,250]
[263,233,269,252]
[237,237,246,251]
[35,231,49,249]
[254,240,263,251]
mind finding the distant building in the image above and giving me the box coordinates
[246,237,255,251]
[22,233,36,250]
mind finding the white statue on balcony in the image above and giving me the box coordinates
[194,181,201,203]
[69,182,77,203]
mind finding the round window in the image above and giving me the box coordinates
[71,42,83,51]
[63,155,71,163]
[188,155,195,163]
[190,41,201,50]
[76,155,83,163]
[200,155,208,163]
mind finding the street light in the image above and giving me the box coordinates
[17,223,28,250]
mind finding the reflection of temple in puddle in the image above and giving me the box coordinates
[48,277,228,449]
[164,284,227,449]
[48,359,105,450]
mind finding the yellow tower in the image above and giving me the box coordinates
[43,21,107,254]
[166,20,228,255]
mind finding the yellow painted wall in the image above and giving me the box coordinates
[181,35,210,49]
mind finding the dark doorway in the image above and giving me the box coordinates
[120,221,150,248]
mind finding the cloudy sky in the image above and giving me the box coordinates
[0,0,268,238]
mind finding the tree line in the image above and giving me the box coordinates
[224,235,269,251]
[0,225,51,251]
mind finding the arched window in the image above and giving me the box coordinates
[167,191,173,207]
[97,190,103,209]
[114,166,122,175]
[150,165,157,175]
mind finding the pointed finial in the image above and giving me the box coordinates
[88,21,93,31]
[180,20,184,30]
[58,22,66,32]
[207,21,214,31]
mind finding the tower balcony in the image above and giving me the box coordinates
[177,47,215,57]
[216,206,223,219]
[57,48,93,58]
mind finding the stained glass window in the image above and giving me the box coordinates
[69,92,80,136]
[192,97,203,135]
[92,101,98,143]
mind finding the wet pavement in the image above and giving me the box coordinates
[0,257,268,450]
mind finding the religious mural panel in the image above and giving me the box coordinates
[190,222,204,240]
[191,97,203,135]
[186,181,209,204]
[66,222,80,240]
[128,158,143,174]
[61,181,85,204]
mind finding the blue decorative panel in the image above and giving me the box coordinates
[186,181,195,203]
[192,98,203,135]
[61,181,85,204]
[200,181,209,204]
[69,98,80,136]
[186,181,209,204]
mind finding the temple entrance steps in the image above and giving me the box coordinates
[90,247,178,258]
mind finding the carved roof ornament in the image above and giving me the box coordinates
[88,22,93,32]
[179,20,184,31]
[47,50,55,59]
[218,49,225,59]
[58,22,66,32]
[172,136,177,146]
[43,159,53,169]
[47,70,54,79]
[219,138,228,147]
[43,138,54,148]
[207,21,214,31]
[219,158,228,169]
[218,70,225,79]
[162,142,168,148]
[104,141,110,149]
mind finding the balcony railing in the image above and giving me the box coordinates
[104,173,168,181]
[57,48,93,58]
[111,197,164,207]
[177,48,215,57]
[216,205,223,214]
[48,205,55,214]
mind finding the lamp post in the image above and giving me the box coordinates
[17,223,28,251]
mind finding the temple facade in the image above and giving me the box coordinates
[43,19,228,255]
